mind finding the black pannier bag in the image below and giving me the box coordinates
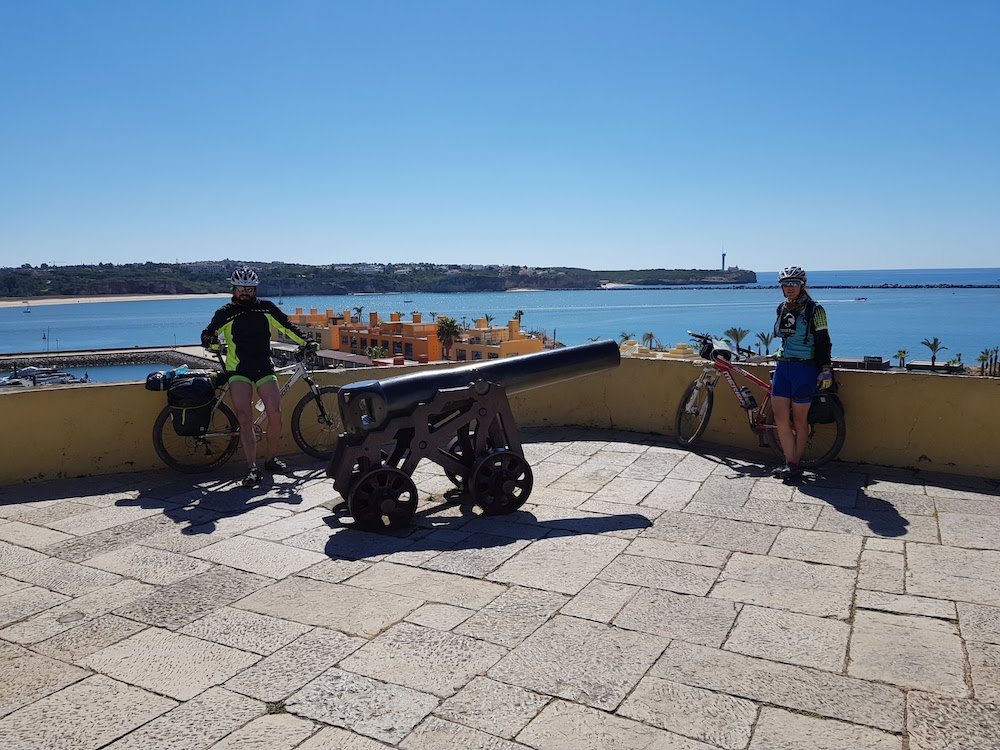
[808,390,842,425]
[167,374,217,436]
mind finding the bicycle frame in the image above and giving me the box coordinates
[689,353,777,444]
[207,356,324,439]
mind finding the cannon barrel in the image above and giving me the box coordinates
[338,339,620,433]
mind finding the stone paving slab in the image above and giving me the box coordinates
[178,605,313,655]
[225,627,366,702]
[0,675,175,750]
[1,579,153,643]
[517,699,716,750]
[654,641,904,732]
[4,556,122,596]
[102,686,263,750]
[0,641,89,718]
[724,604,850,671]
[235,575,419,638]
[80,626,261,700]
[400,715,529,750]
[748,706,902,750]
[0,519,74,549]
[617,675,758,750]
[489,614,666,710]
[287,668,439,744]
[907,691,1000,750]
[1,427,998,748]
[710,552,855,618]
[614,588,739,646]
[341,622,508,697]
[433,676,548,740]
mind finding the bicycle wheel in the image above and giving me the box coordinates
[675,381,714,448]
[152,402,240,473]
[291,385,344,460]
[764,398,846,468]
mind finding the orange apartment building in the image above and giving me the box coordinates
[279,308,542,365]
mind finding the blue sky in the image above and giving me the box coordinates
[2,1,998,272]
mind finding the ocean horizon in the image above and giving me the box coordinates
[3,268,998,380]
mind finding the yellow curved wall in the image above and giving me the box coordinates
[1,358,997,485]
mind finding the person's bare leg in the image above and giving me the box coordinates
[257,379,282,462]
[229,381,257,468]
[790,401,812,465]
[772,396,796,465]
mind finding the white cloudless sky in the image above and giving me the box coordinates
[1,0,998,272]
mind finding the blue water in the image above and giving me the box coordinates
[2,269,998,375]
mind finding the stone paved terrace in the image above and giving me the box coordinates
[2,427,1000,750]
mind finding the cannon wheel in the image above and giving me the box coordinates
[469,450,533,515]
[348,468,419,530]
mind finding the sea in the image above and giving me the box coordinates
[2,268,998,382]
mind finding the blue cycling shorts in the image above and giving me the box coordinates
[772,360,818,404]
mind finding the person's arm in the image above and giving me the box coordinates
[200,308,227,350]
[813,305,833,384]
[263,301,308,346]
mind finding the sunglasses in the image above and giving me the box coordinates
[233,286,256,293]
[780,280,803,288]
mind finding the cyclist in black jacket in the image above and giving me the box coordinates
[201,266,316,487]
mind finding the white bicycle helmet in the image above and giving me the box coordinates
[228,266,259,287]
[779,266,807,284]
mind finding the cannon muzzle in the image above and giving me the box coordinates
[338,339,620,433]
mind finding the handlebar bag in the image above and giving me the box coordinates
[167,374,217,436]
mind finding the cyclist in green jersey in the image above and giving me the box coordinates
[770,266,833,480]
[201,266,317,487]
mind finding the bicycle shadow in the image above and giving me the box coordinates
[116,468,320,536]
[316,489,652,561]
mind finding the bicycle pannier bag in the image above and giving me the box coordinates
[808,391,841,425]
[167,375,216,436]
[145,371,168,391]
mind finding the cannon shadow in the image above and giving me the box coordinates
[318,495,652,561]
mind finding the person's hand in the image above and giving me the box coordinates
[201,333,219,351]
[300,340,320,357]
[817,368,833,390]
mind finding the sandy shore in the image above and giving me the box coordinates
[0,293,231,309]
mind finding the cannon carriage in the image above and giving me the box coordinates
[326,340,620,529]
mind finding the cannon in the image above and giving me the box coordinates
[326,340,621,529]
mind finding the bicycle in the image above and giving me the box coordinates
[152,346,344,473]
[674,331,846,468]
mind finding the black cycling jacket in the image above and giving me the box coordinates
[201,298,307,373]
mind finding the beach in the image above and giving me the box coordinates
[0,292,231,309]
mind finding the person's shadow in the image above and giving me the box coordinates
[794,478,910,537]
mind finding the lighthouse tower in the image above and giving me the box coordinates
[721,252,726,271]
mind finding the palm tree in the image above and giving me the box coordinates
[641,332,655,349]
[428,310,438,321]
[436,317,461,360]
[977,350,990,376]
[618,331,636,343]
[352,305,364,322]
[484,313,495,327]
[756,332,774,356]
[895,349,908,368]
[724,327,750,352]
[921,337,947,367]
[513,309,524,323]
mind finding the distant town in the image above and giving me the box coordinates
[0,260,756,298]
